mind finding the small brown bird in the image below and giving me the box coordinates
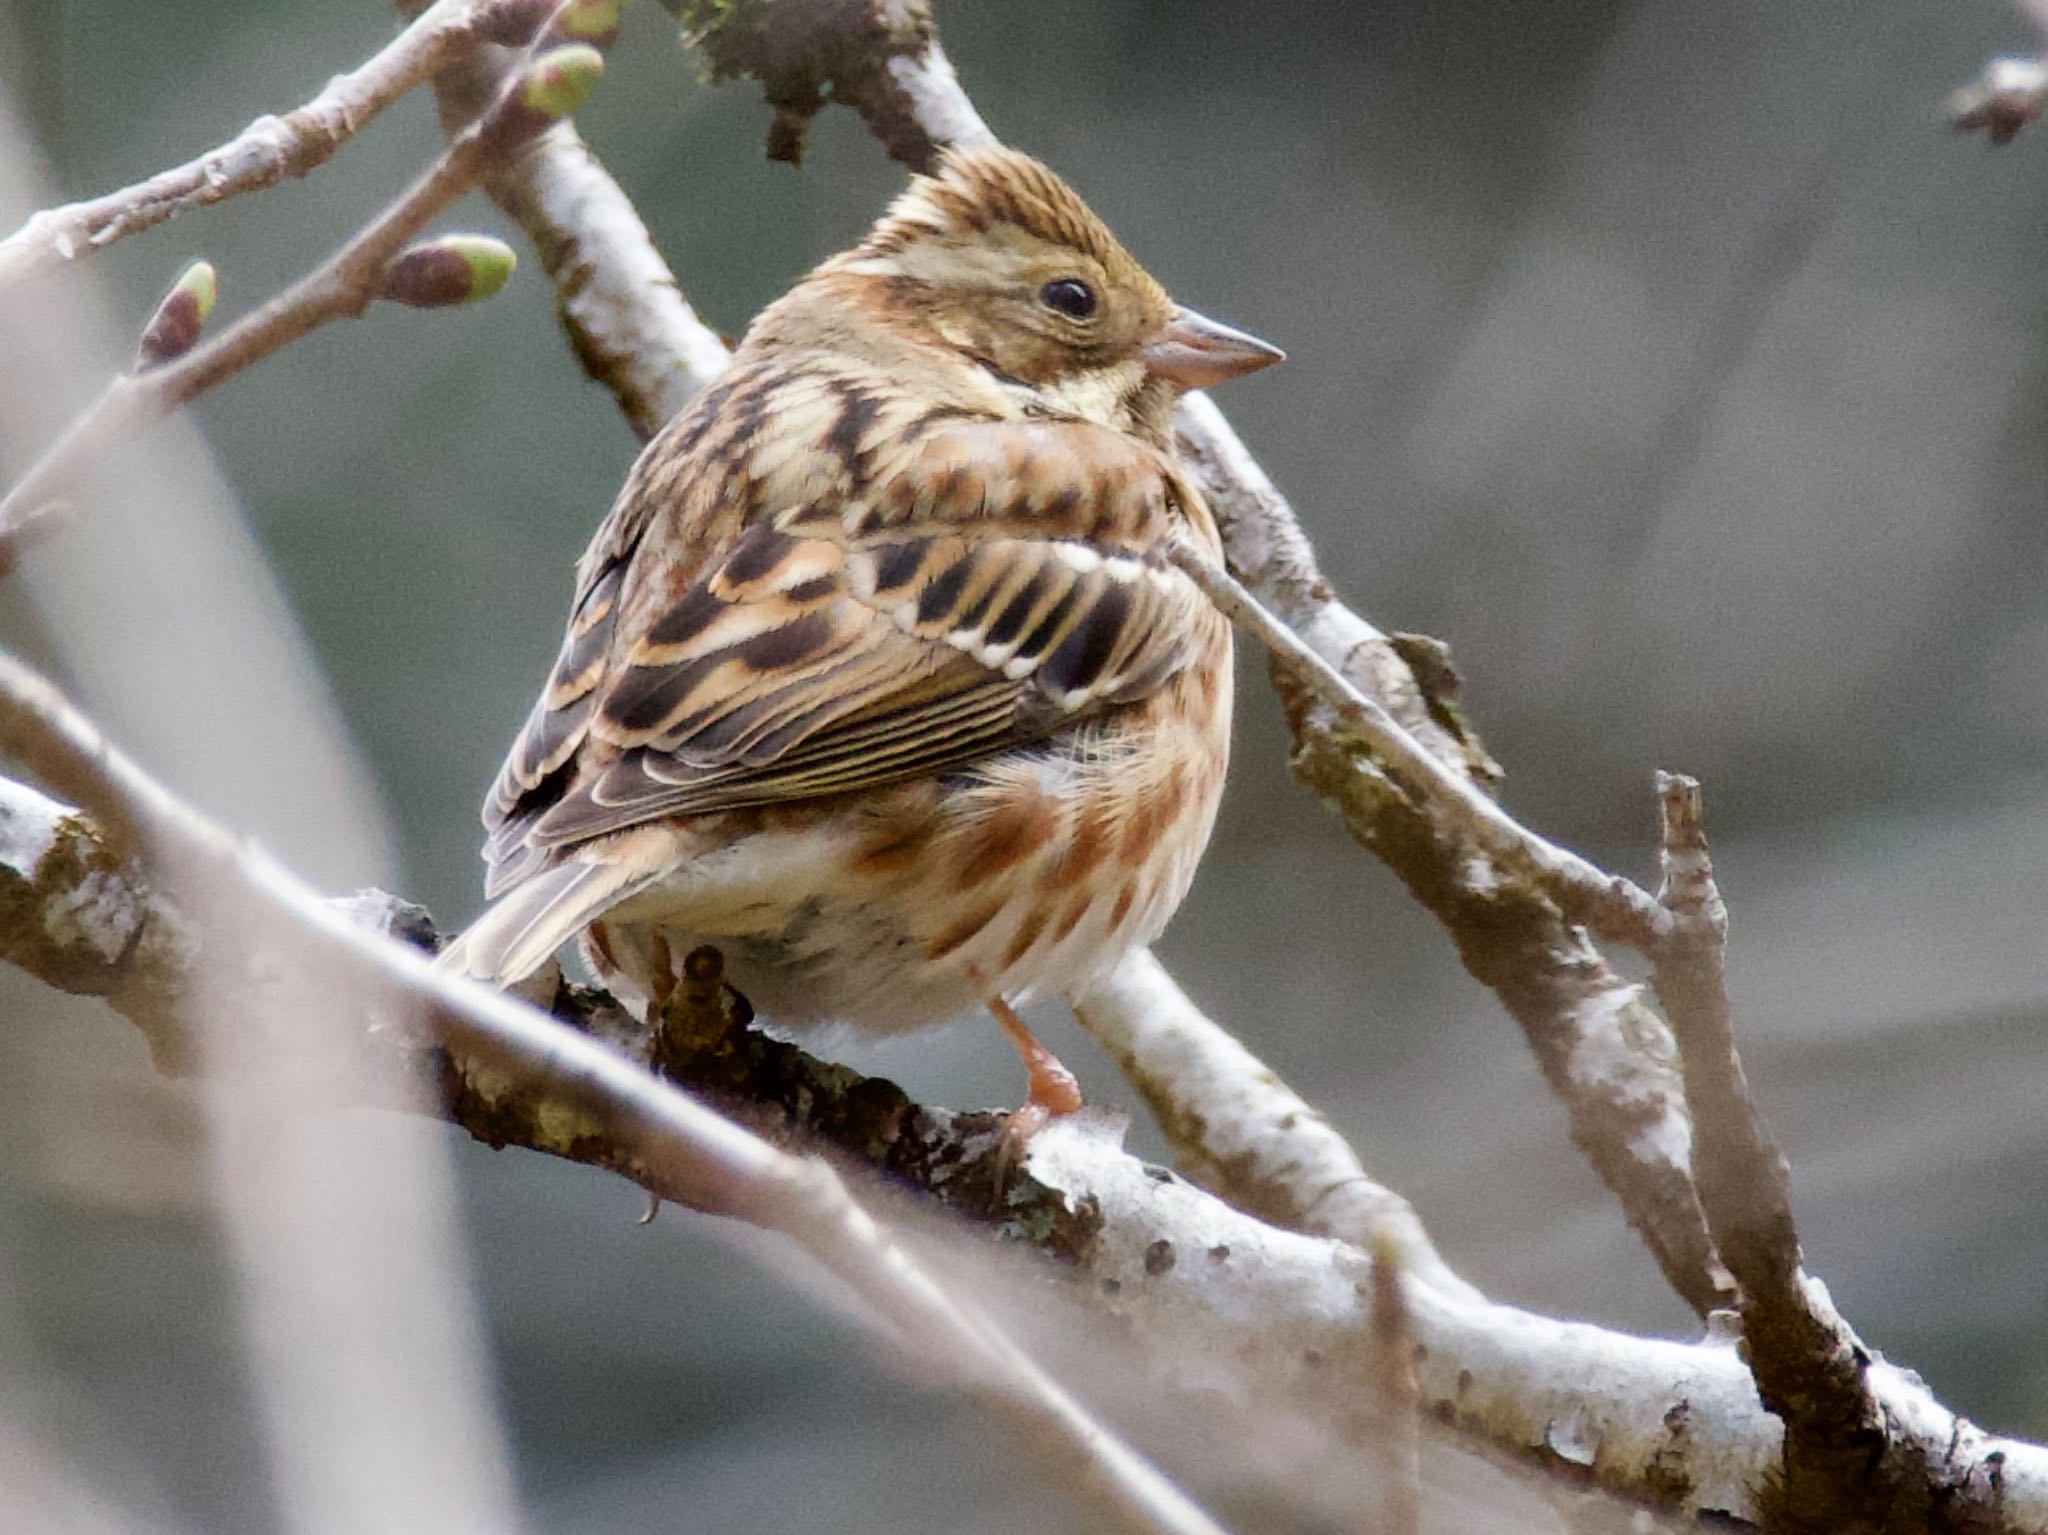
[442,146,1281,1136]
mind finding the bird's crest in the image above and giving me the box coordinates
[861,146,1152,294]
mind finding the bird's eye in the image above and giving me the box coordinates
[1039,278,1097,319]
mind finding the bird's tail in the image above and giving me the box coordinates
[436,855,660,986]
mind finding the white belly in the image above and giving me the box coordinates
[589,699,1228,1036]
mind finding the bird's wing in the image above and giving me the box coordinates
[481,375,1218,898]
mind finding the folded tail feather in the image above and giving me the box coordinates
[437,855,660,986]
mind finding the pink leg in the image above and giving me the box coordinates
[991,997,1082,1178]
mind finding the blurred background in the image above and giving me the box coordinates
[3,0,2048,1529]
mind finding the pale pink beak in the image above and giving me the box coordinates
[1143,305,1285,390]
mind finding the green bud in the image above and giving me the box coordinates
[476,0,629,48]
[380,235,518,309]
[134,258,218,371]
[519,43,605,120]
[548,0,625,44]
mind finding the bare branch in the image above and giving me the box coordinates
[15,769,2048,1529]
[0,655,1232,1535]
[1074,950,1481,1306]
[0,0,528,285]
[1167,536,1666,950]
[680,0,994,168]
[0,40,604,563]
[1024,1115,2048,1528]
[1368,1239,1422,1535]
[1175,364,1728,1320]
[1649,774,1915,1531]
[407,3,730,437]
[1652,774,1788,1274]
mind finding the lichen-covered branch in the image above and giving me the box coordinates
[1169,403,1725,1318]
[0,659,1228,1535]
[0,0,532,285]
[1025,1116,2048,1528]
[14,766,2048,1529]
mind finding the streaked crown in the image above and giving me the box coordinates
[858,146,1170,316]
[759,145,1279,440]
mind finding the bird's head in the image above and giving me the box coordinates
[793,146,1282,441]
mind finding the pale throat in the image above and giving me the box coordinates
[1019,357,1149,428]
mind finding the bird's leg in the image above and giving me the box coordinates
[991,996,1082,1181]
[644,931,680,1010]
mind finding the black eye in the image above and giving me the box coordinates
[1039,278,1097,319]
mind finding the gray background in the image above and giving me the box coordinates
[4,0,2048,1529]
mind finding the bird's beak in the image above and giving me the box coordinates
[1143,306,1285,390]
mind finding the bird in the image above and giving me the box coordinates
[440,144,1282,1144]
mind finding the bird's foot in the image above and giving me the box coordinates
[990,996,1082,1187]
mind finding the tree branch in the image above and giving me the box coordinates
[14,758,2048,1529]
[1162,396,1734,1316]
[404,0,730,438]
[1073,949,1481,1307]
[1648,774,1943,1532]
[0,0,536,285]
[0,33,608,564]
[1166,535,1666,950]
[0,654,1230,1535]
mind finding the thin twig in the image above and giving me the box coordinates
[0,39,604,562]
[1368,1237,1422,1535]
[1649,773,1901,1530]
[405,0,729,437]
[1651,773,1786,1269]
[0,0,531,285]
[1167,538,1667,950]
[1167,395,1731,1317]
[0,651,1230,1535]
